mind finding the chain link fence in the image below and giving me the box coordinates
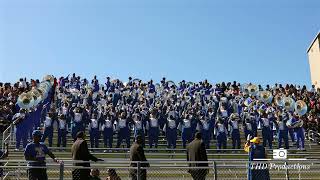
[0,160,319,180]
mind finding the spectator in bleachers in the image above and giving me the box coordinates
[71,131,103,180]
[129,135,149,180]
[90,169,101,180]
[244,137,270,180]
[186,132,208,180]
[106,169,121,180]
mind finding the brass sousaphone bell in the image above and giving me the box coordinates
[275,94,284,106]
[43,75,55,86]
[17,92,35,109]
[247,84,259,96]
[282,97,295,111]
[295,100,307,116]
[258,91,273,104]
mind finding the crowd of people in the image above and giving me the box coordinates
[1,74,320,152]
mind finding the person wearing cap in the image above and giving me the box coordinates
[164,115,179,149]
[244,137,270,180]
[186,132,208,180]
[24,130,60,180]
[129,135,149,180]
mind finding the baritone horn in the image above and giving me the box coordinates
[295,100,307,116]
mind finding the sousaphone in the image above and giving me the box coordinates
[282,97,295,111]
[295,100,307,116]
[17,92,35,109]
[258,91,273,104]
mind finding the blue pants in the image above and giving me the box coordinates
[182,128,192,148]
[244,129,254,140]
[278,130,289,149]
[295,128,305,149]
[16,129,28,149]
[134,129,145,147]
[41,127,53,147]
[148,127,159,148]
[103,128,113,148]
[166,128,177,149]
[262,127,272,149]
[231,129,241,149]
[72,122,84,140]
[217,132,227,152]
[117,128,130,148]
[89,128,100,148]
[57,129,67,147]
[289,129,296,142]
[201,129,211,149]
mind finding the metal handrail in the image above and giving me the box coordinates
[1,124,12,151]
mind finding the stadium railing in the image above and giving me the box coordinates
[0,159,319,180]
[1,124,13,151]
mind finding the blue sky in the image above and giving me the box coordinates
[0,0,319,86]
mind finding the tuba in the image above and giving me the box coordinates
[247,84,258,96]
[17,92,35,109]
[282,97,295,111]
[42,75,55,86]
[275,94,284,107]
[257,91,273,104]
[30,88,43,105]
[295,100,307,116]
[240,83,250,95]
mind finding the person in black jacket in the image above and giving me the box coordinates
[129,135,149,180]
[186,132,208,180]
[71,131,103,180]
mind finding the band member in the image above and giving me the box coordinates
[57,114,68,148]
[215,117,227,152]
[88,113,100,149]
[41,109,56,147]
[147,112,159,149]
[181,114,193,148]
[229,113,241,150]
[243,115,254,140]
[165,115,178,149]
[275,112,289,149]
[12,109,30,150]
[102,114,115,150]
[132,114,145,147]
[259,112,273,149]
[291,114,305,150]
[198,116,212,149]
[116,112,131,148]
[71,107,84,140]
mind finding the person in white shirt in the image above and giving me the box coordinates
[57,114,67,149]
[88,113,100,149]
